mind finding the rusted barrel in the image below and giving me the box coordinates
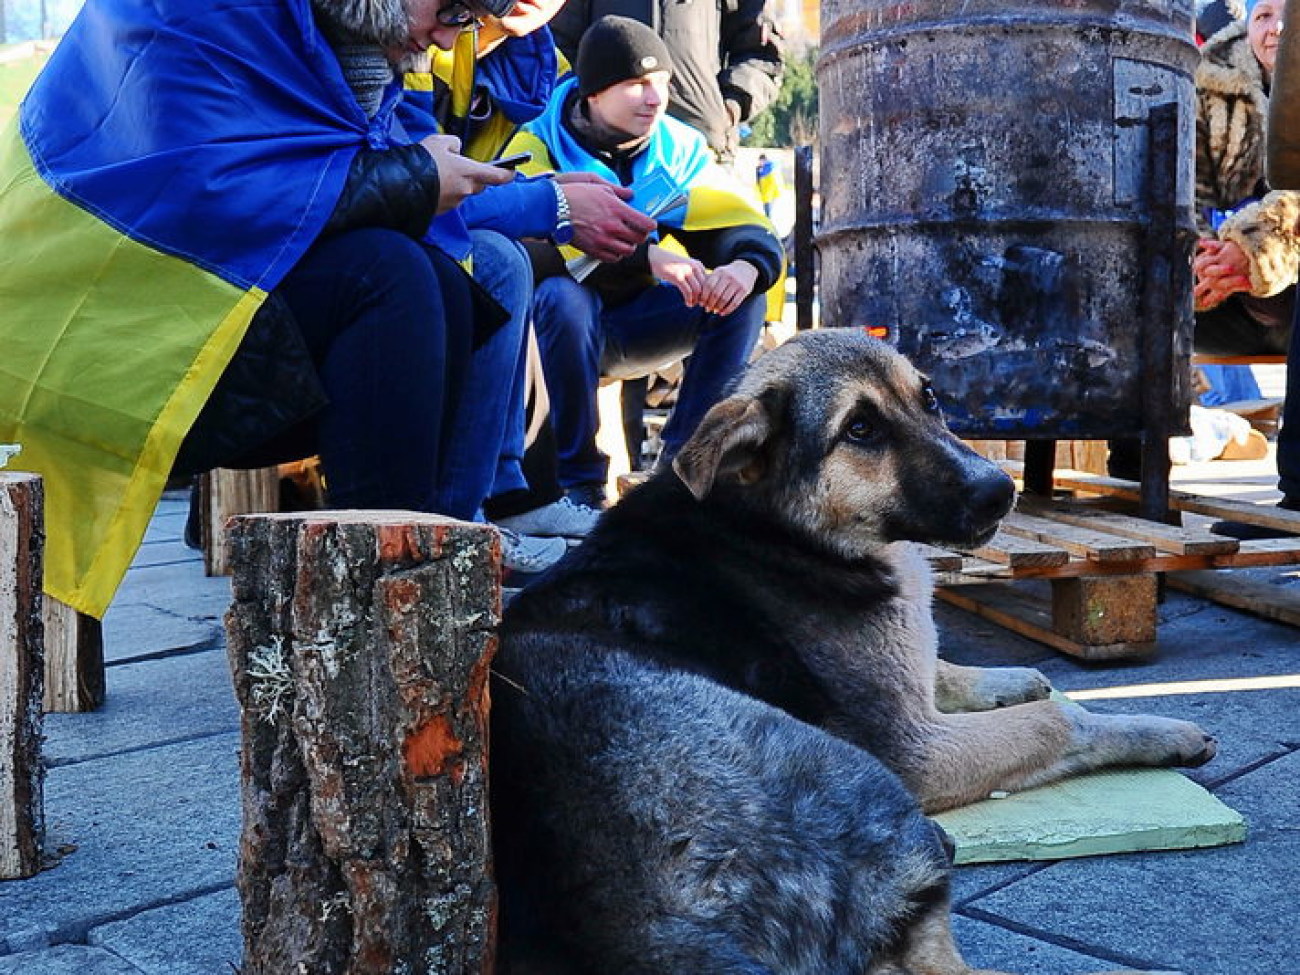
[817,0,1198,438]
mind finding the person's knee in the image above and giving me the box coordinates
[533,278,599,339]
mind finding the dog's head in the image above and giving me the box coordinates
[672,329,1016,555]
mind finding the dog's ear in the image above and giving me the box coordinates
[672,394,772,500]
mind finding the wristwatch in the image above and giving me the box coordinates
[551,180,575,246]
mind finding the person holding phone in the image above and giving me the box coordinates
[0,0,554,614]
[507,16,785,508]
[395,0,661,552]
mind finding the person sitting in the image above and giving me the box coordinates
[0,0,555,616]
[507,15,785,507]
[1193,0,1300,522]
[396,0,657,543]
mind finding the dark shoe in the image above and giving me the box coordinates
[1210,497,1300,540]
[565,482,608,510]
[184,478,203,550]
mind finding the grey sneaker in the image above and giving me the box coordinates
[495,497,602,539]
[497,527,567,576]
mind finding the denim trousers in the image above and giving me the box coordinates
[446,229,533,516]
[532,277,765,487]
[270,227,522,520]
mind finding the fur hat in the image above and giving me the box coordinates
[312,0,515,48]
[575,15,673,98]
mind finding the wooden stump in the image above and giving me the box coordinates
[42,596,104,713]
[225,511,501,975]
[1,473,45,879]
[200,467,280,576]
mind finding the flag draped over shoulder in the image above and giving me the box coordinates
[0,0,375,617]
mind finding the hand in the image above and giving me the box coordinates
[1193,238,1251,310]
[420,134,514,213]
[698,260,760,316]
[555,173,657,262]
[649,245,708,305]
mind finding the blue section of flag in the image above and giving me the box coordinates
[20,0,373,291]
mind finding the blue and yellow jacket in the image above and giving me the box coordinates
[507,77,785,306]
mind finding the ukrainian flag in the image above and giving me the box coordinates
[0,0,376,617]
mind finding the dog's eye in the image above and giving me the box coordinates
[921,383,941,414]
[845,418,877,444]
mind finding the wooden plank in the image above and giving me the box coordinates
[936,584,1154,660]
[1015,498,1239,556]
[1168,570,1300,628]
[916,543,963,572]
[970,529,1070,569]
[1,472,44,879]
[1001,511,1155,563]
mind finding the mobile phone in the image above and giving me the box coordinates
[492,151,532,170]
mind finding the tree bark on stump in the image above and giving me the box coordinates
[224,512,501,975]
[1,472,45,879]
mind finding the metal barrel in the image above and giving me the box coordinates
[817,0,1198,438]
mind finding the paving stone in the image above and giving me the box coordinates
[101,602,221,664]
[43,650,239,766]
[0,945,142,975]
[0,734,240,949]
[953,914,1137,974]
[961,762,1300,975]
[127,538,202,570]
[89,887,241,975]
[110,562,231,624]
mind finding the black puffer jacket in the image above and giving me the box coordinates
[174,142,444,477]
[550,0,783,161]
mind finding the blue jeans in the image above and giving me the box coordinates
[532,277,764,487]
[438,228,532,517]
[272,228,515,520]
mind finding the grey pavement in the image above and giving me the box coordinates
[2,489,1297,973]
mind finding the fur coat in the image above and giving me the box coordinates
[1196,21,1300,298]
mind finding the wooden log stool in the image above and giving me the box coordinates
[224,511,501,974]
[1,472,45,879]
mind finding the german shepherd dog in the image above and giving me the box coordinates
[491,329,1215,974]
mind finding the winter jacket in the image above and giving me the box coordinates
[1267,0,1300,189]
[508,78,785,307]
[1196,21,1300,298]
[549,0,783,160]
[0,0,451,616]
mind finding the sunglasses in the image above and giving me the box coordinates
[437,0,484,28]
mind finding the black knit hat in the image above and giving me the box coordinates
[575,15,674,98]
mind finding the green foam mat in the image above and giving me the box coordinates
[933,767,1247,865]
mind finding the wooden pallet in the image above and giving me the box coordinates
[931,468,1300,659]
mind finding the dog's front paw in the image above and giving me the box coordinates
[1068,711,1217,770]
[976,666,1053,709]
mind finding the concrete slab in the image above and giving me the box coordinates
[953,914,1143,974]
[127,538,202,570]
[100,602,221,664]
[961,752,1300,975]
[89,887,241,975]
[0,945,143,975]
[43,650,239,766]
[109,562,231,625]
[0,734,240,947]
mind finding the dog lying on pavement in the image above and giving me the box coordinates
[491,328,1215,974]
